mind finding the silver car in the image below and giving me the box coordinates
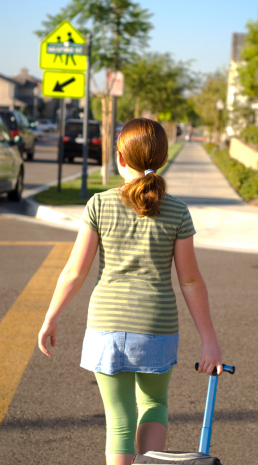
[0,116,24,201]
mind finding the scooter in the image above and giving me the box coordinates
[133,363,235,465]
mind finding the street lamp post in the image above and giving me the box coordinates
[33,87,39,121]
[216,99,224,150]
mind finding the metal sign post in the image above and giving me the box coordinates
[80,33,91,199]
[109,96,117,175]
[57,99,66,192]
[39,20,87,193]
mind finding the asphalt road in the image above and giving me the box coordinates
[24,136,99,190]
[0,216,257,465]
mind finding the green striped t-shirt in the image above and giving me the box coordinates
[82,188,195,335]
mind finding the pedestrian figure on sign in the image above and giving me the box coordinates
[65,32,76,66]
[38,118,222,465]
[53,36,63,63]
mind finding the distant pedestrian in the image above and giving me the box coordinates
[38,118,222,465]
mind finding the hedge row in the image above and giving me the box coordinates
[240,126,258,150]
[204,143,258,201]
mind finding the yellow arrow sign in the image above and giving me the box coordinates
[42,71,85,99]
[40,20,87,72]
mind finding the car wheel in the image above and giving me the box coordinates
[27,146,35,161]
[19,145,25,159]
[7,169,24,201]
[96,153,102,166]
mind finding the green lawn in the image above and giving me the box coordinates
[34,142,183,206]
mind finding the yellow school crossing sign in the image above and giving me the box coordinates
[40,20,87,71]
[40,20,87,98]
[42,71,85,98]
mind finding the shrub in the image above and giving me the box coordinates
[240,126,258,150]
[204,143,258,201]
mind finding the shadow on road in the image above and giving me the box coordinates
[1,409,257,432]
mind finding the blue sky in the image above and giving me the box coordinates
[1,0,257,87]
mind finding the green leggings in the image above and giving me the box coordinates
[95,368,173,455]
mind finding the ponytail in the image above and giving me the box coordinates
[121,173,166,217]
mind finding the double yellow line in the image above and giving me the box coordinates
[0,241,73,426]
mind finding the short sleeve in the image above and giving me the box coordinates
[81,195,98,231]
[176,206,196,240]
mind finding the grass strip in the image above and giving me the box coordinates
[34,142,183,206]
[204,143,258,202]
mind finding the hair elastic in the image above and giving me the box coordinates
[144,169,155,175]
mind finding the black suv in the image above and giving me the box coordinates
[62,119,102,165]
[0,110,35,160]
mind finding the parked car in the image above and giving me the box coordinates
[62,119,102,165]
[29,122,45,141]
[35,119,57,132]
[0,110,35,160]
[0,116,24,201]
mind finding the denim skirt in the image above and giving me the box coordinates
[80,328,179,375]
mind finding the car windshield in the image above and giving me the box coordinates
[65,122,100,137]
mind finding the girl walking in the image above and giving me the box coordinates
[38,118,222,465]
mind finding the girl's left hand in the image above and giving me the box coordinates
[38,320,57,357]
[198,341,223,375]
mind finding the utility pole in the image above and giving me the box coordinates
[80,33,92,199]
[57,98,66,192]
[109,96,118,175]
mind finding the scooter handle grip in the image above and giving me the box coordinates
[195,363,235,375]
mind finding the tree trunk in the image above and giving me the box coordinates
[134,96,140,118]
[101,96,112,185]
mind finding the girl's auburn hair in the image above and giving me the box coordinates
[117,118,168,216]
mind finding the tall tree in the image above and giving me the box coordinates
[192,71,227,133]
[238,16,258,100]
[122,53,195,120]
[34,0,153,71]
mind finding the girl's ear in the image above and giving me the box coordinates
[118,151,126,167]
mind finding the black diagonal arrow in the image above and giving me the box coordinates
[53,77,76,92]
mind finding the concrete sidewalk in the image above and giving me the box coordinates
[21,142,258,253]
[165,142,258,253]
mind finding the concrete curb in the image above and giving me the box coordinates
[19,169,98,230]
[21,197,81,230]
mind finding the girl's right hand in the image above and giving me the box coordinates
[198,341,223,375]
[38,319,57,357]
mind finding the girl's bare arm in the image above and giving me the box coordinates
[174,236,223,375]
[38,223,99,356]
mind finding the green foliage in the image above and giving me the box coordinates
[240,125,258,149]
[183,97,204,127]
[34,0,153,72]
[116,87,135,122]
[238,17,258,98]
[122,53,195,120]
[204,143,258,201]
[192,70,227,132]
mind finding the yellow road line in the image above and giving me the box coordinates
[0,242,73,426]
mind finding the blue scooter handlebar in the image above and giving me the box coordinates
[195,362,235,375]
